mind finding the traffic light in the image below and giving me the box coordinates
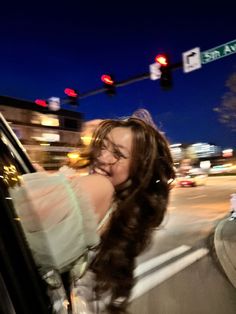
[35,99,47,107]
[101,74,116,96]
[64,88,79,106]
[155,54,172,90]
[35,98,61,111]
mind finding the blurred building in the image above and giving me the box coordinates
[0,95,83,170]
[190,142,222,159]
[170,142,222,162]
[170,141,236,174]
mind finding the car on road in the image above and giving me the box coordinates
[176,170,208,187]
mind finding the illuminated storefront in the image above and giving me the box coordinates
[0,96,83,169]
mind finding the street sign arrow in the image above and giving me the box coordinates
[182,47,201,73]
[186,52,196,63]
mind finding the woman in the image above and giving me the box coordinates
[11,117,175,314]
[72,117,175,313]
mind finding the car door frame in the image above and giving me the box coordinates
[0,113,51,314]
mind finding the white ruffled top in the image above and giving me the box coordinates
[9,169,100,273]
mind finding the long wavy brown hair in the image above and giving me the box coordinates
[83,118,175,313]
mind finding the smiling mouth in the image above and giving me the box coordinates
[94,167,110,176]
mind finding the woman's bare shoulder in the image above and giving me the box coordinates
[70,174,114,222]
[76,174,114,192]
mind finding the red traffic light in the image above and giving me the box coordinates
[64,88,78,97]
[101,74,114,85]
[35,99,47,107]
[155,54,168,66]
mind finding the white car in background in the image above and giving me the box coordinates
[176,168,208,187]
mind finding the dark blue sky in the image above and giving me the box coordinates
[0,2,236,148]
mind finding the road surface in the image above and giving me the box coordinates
[129,176,236,314]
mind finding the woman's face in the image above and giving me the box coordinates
[93,127,133,186]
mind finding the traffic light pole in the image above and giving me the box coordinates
[79,73,150,99]
[78,61,183,100]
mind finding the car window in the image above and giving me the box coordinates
[0,119,50,313]
[0,113,35,174]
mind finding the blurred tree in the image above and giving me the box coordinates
[214,73,236,132]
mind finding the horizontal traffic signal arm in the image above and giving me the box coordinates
[78,61,182,99]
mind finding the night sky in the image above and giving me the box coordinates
[0,2,235,148]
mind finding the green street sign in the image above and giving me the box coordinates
[201,39,236,64]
